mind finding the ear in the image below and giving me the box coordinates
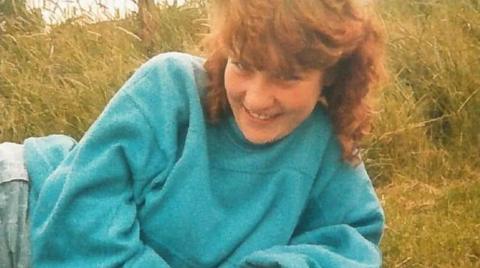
[318,94,328,107]
[322,67,337,87]
[318,68,336,106]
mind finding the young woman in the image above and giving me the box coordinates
[0,0,386,267]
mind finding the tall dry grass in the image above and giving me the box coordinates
[366,0,479,185]
[368,1,480,266]
[1,0,207,142]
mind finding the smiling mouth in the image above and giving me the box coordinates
[243,106,279,121]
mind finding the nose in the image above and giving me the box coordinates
[243,73,275,111]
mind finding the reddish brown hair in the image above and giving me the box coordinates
[202,0,386,163]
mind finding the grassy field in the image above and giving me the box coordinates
[372,1,479,266]
[1,0,479,267]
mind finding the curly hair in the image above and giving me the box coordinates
[202,0,386,164]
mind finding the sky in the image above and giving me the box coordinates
[26,0,185,24]
[26,0,370,24]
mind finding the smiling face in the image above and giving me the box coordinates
[224,58,326,144]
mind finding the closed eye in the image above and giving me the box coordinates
[284,75,302,81]
[231,60,247,70]
[275,73,303,82]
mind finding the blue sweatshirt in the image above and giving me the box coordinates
[24,52,384,267]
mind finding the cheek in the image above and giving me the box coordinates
[282,88,321,120]
[286,84,321,109]
[224,68,243,103]
[289,98,317,119]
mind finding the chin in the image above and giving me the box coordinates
[247,137,277,145]
[243,132,286,145]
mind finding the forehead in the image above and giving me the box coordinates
[227,43,317,75]
[229,55,328,81]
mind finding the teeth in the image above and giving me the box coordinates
[245,108,275,120]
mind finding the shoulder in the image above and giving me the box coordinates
[301,105,337,158]
[111,52,208,118]
[146,52,205,71]
[309,107,373,195]
[274,105,337,176]
[310,105,334,137]
[116,52,207,107]
[128,52,207,91]
[299,105,358,177]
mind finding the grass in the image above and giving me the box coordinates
[368,0,480,266]
[1,0,479,267]
[0,1,207,141]
[379,178,480,267]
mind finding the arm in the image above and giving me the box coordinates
[28,63,175,267]
[239,141,385,268]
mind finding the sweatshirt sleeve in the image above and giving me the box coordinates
[238,139,385,268]
[28,60,177,267]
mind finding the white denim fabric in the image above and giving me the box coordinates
[0,142,30,268]
[0,142,28,184]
